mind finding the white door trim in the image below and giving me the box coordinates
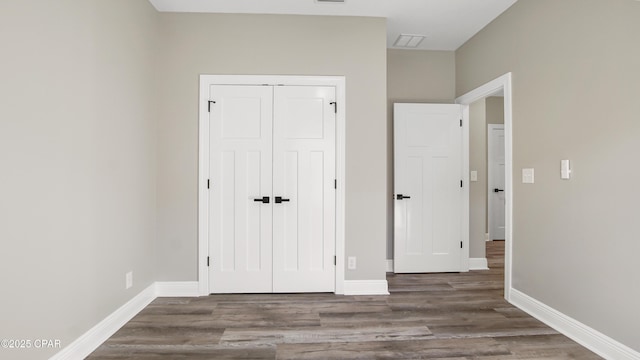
[456,73,514,301]
[487,124,505,241]
[198,75,346,295]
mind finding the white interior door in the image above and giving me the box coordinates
[209,85,273,293]
[394,103,463,273]
[272,86,336,292]
[488,124,505,241]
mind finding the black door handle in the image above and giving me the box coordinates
[494,188,504,193]
[253,196,270,204]
[396,194,411,200]
[275,196,290,204]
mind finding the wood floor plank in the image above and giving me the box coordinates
[89,345,276,360]
[428,317,560,339]
[137,304,215,316]
[493,306,534,319]
[319,307,510,328]
[210,304,322,328]
[220,325,433,346]
[103,323,224,346]
[492,334,604,360]
[125,315,224,328]
[276,338,510,360]
[215,300,391,315]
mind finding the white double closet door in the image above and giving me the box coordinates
[209,85,336,293]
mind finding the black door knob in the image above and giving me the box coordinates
[253,196,270,203]
[396,194,411,200]
[275,196,290,204]
[494,188,504,193]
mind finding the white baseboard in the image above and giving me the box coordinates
[344,280,390,295]
[51,282,200,360]
[510,288,640,360]
[386,259,394,272]
[50,284,157,360]
[469,258,489,270]
[156,281,200,297]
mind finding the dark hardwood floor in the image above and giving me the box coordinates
[88,241,601,359]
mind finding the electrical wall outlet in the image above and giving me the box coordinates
[125,271,133,289]
[347,256,357,270]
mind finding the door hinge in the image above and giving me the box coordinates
[207,256,210,267]
[207,179,210,189]
[334,256,337,265]
[460,180,463,188]
[208,100,216,112]
[330,101,337,114]
[334,179,337,189]
[460,119,462,127]
[460,241,463,249]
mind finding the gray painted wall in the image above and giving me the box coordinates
[469,99,487,259]
[0,1,158,359]
[386,49,456,259]
[457,0,640,351]
[486,97,505,125]
[156,13,388,281]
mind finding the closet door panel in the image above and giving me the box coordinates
[209,85,273,293]
[272,86,336,293]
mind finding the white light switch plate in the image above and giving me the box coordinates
[522,168,535,184]
[470,171,478,182]
[561,160,571,179]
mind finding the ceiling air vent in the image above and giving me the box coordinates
[393,34,426,48]
[315,0,346,3]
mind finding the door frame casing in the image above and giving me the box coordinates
[198,75,347,296]
[487,124,505,241]
[456,73,513,301]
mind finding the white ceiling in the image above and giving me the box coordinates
[148,0,518,51]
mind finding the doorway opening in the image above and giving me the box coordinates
[456,73,513,301]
